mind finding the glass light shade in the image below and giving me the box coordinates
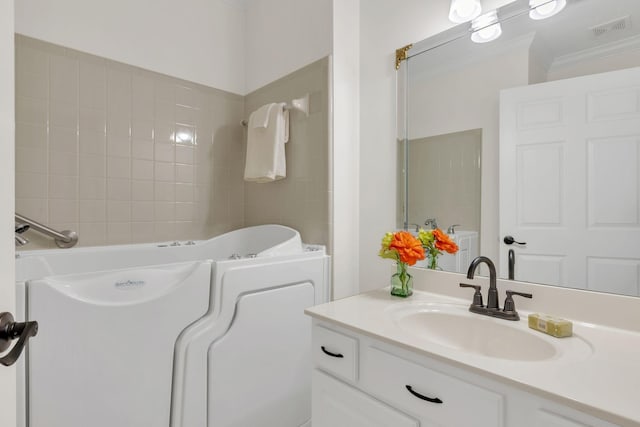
[529,0,567,20]
[471,10,502,43]
[448,0,482,23]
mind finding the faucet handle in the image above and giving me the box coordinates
[503,290,532,313]
[459,283,483,307]
[447,224,460,234]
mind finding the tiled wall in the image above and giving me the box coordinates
[244,58,330,247]
[407,129,482,236]
[15,35,245,248]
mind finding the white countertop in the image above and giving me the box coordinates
[306,286,640,427]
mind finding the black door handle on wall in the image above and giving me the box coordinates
[0,312,38,367]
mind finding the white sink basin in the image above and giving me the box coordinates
[388,303,593,362]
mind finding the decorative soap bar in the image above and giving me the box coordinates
[528,313,573,338]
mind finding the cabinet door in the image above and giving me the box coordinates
[535,409,620,427]
[312,370,419,427]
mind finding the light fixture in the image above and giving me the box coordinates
[529,0,566,20]
[471,10,502,43]
[449,0,482,24]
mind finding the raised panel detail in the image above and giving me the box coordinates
[517,142,564,225]
[312,370,419,427]
[587,87,640,123]
[587,257,640,296]
[588,137,640,226]
[517,254,565,286]
[535,409,592,427]
[517,99,563,129]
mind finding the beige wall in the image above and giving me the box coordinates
[15,36,245,248]
[244,58,331,248]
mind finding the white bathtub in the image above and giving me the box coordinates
[16,225,330,427]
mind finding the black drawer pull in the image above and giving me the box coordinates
[321,346,344,358]
[406,385,443,404]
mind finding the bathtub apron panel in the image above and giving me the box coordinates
[26,261,212,427]
[171,255,329,427]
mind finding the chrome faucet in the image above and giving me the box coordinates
[15,234,29,247]
[446,224,460,234]
[460,256,532,321]
[15,223,30,247]
[424,218,438,229]
[407,223,420,232]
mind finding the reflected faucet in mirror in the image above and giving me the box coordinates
[424,218,438,229]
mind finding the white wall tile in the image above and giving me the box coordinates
[132,139,154,160]
[49,175,78,199]
[107,178,131,201]
[49,151,78,176]
[107,156,131,179]
[132,180,154,201]
[16,36,246,248]
[131,201,154,222]
[79,177,106,199]
[154,141,174,162]
[79,199,106,222]
[48,199,78,223]
[16,147,47,173]
[79,154,106,178]
[175,164,193,183]
[107,200,131,222]
[132,158,154,180]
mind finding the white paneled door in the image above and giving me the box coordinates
[0,0,16,426]
[500,67,640,296]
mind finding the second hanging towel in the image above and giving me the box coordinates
[244,102,289,183]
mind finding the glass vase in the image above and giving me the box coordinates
[427,252,439,270]
[390,262,413,297]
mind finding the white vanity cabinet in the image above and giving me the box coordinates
[311,321,623,427]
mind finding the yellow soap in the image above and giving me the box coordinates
[528,313,573,338]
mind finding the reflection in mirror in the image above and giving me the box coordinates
[407,129,481,273]
[399,0,640,296]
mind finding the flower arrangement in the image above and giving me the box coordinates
[417,228,459,269]
[379,231,425,297]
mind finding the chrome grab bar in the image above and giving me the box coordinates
[15,213,78,248]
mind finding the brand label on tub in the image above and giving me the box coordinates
[115,279,146,290]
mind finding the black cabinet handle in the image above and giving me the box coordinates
[405,385,443,404]
[321,346,344,358]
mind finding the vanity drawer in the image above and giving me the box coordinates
[312,325,358,382]
[360,346,504,427]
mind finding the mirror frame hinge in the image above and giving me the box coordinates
[395,44,413,70]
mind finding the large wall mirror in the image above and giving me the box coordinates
[398,0,640,297]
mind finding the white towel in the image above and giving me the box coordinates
[244,102,289,183]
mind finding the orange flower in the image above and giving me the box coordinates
[389,231,426,266]
[433,228,459,254]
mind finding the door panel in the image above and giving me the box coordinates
[500,67,640,295]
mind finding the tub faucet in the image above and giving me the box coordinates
[15,233,29,247]
[460,256,532,321]
[15,223,30,247]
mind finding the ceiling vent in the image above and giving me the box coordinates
[589,16,632,39]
